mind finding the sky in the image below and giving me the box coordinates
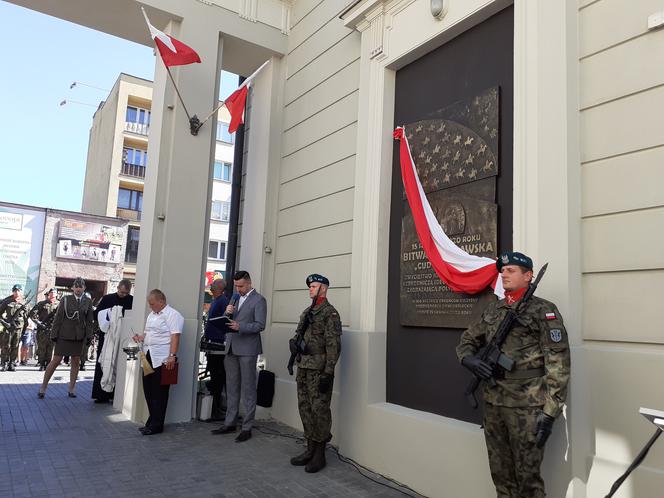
[0,1,238,212]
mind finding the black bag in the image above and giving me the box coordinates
[256,369,275,407]
[200,336,225,353]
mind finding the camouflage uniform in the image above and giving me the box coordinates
[0,298,28,370]
[294,300,342,443]
[29,299,58,369]
[457,295,570,498]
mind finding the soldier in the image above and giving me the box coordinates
[39,277,94,398]
[30,288,59,371]
[456,252,570,498]
[289,274,342,473]
[0,284,30,372]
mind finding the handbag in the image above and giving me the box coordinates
[160,362,179,385]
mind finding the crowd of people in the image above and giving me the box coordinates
[0,250,570,489]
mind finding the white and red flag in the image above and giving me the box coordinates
[394,126,504,298]
[225,86,248,134]
[142,9,201,67]
[223,60,270,133]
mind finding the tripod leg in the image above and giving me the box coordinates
[605,428,662,498]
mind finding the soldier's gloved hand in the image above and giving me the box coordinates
[288,338,298,355]
[461,355,493,379]
[0,318,10,329]
[85,338,92,346]
[534,411,555,448]
[318,373,334,394]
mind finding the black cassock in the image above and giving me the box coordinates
[91,292,134,401]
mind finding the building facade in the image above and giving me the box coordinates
[81,73,235,282]
[8,0,664,496]
[0,201,128,302]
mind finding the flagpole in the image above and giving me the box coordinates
[164,65,193,122]
[141,7,195,127]
[192,59,271,132]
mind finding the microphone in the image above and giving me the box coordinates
[226,293,240,318]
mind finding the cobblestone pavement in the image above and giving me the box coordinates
[0,362,416,498]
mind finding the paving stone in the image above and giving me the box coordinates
[0,363,421,497]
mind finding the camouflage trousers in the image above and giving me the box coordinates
[296,367,333,443]
[36,331,54,366]
[483,403,545,498]
[0,330,21,364]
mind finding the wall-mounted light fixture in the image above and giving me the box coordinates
[431,0,448,19]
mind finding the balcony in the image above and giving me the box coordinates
[116,208,142,222]
[124,121,149,136]
[120,162,146,179]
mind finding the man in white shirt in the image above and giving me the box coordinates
[132,289,184,435]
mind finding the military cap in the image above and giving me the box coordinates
[72,277,86,288]
[496,251,533,271]
[306,274,330,287]
[44,287,56,296]
[11,284,22,292]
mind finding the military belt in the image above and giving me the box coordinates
[503,367,545,380]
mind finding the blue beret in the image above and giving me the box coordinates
[306,274,330,287]
[496,252,533,271]
[11,284,22,292]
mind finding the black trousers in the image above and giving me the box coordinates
[91,332,113,401]
[142,352,171,432]
[207,353,226,416]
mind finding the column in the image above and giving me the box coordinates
[128,18,223,424]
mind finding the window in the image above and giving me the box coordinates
[213,161,232,182]
[216,122,234,143]
[126,105,151,124]
[118,188,143,211]
[123,147,148,166]
[208,240,227,260]
[211,200,230,222]
[125,226,140,263]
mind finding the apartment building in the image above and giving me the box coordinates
[81,73,234,282]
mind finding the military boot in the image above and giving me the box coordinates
[290,439,314,466]
[0,362,5,372]
[304,441,326,473]
[6,363,15,372]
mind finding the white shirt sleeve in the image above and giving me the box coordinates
[165,307,184,334]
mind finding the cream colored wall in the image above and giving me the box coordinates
[580,0,664,496]
[81,83,118,215]
[271,0,359,322]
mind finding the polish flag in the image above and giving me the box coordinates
[225,86,248,134]
[223,60,271,134]
[394,126,503,298]
[142,9,201,67]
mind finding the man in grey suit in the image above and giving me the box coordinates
[211,270,267,442]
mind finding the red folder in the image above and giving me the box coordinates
[160,362,179,385]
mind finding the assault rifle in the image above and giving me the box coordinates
[464,263,548,409]
[35,307,58,332]
[287,288,322,375]
[0,290,34,331]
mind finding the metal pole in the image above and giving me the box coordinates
[224,76,246,298]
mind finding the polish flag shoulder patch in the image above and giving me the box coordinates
[545,312,556,321]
